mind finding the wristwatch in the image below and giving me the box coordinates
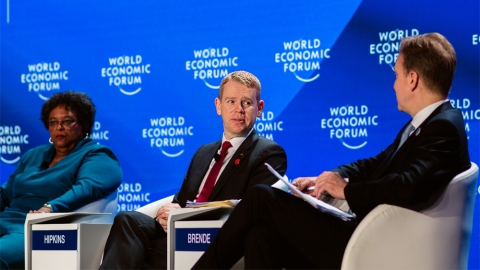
[43,203,53,212]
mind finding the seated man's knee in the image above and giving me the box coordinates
[246,184,275,200]
[113,211,140,225]
[114,211,129,221]
[251,183,272,191]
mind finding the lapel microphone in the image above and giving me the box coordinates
[214,153,221,161]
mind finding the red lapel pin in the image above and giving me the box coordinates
[235,158,240,165]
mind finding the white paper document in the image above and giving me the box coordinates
[265,163,354,221]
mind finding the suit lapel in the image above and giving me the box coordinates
[395,102,451,157]
[187,141,221,200]
[208,131,258,200]
[372,123,410,178]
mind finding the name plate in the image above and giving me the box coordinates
[32,230,78,250]
[175,228,220,251]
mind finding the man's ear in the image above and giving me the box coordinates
[257,100,265,117]
[214,98,221,115]
[408,70,419,92]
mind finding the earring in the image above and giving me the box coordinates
[85,133,89,139]
[49,137,53,144]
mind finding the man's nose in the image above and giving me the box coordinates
[235,103,245,113]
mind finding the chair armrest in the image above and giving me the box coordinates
[341,204,457,270]
[271,179,289,192]
[74,191,118,223]
[135,195,175,218]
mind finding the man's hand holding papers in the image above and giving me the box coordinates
[265,163,353,221]
[293,172,347,200]
[290,177,316,197]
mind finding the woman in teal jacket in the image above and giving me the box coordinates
[0,91,123,269]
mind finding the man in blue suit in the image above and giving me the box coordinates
[193,33,470,269]
[100,71,287,269]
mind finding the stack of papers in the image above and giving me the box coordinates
[265,163,354,221]
[185,199,241,208]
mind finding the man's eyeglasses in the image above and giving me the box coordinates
[48,119,77,129]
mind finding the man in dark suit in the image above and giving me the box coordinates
[99,71,287,269]
[193,33,470,269]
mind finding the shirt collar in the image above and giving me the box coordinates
[221,128,253,150]
[411,99,448,129]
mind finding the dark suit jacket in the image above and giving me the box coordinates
[173,130,287,207]
[337,102,470,220]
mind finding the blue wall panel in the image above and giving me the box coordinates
[1,0,478,267]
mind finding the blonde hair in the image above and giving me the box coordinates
[219,71,261,101]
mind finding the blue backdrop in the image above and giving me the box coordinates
[1,0,479,267]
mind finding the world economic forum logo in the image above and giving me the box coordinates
[20,62,69,100]
[90,121,109,142]
[321,105,378,149]
[101,55,151,95]
[117,182,151,212]
[275,38,330,83]
[254,111,284,141]
[450,98,479,141]
[142,116,194,157]
[464,32,480,197]
[369,29,419,68]
[0,125,29,164]
[185,47,239,89]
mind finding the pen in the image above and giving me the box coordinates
[305,186,333,198]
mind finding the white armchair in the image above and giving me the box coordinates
[75,190,118,223]
[25,190,119,269]
[341,162,479,270]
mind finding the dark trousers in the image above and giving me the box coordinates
[99,211,168,269]
[193,184,357,269]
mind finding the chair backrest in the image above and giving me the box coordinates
[421,162,478,218]
[74,190,118,223]
[341,162,478,270]
[421,162,478,268]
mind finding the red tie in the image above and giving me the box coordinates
[197,141,232,202]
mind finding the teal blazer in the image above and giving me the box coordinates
[0,138,123,234]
